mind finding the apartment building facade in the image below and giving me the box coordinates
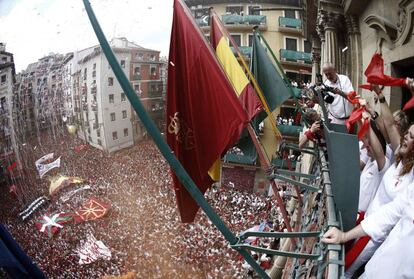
[71,38,165,153]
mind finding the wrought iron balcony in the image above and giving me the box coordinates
[132,74,141,81]
[279,17,302,29]
[222,14,266,25]
[280,49,311,64]
[230,46,252,58]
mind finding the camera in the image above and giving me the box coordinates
[311,74,335,104]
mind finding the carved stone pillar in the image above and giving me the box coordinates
[311,37,321,83]
[323,12,342,69]
[316,12,326,74]
[346,15,362,93]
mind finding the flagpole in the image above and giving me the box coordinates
[209,9,282,140]
[209,9,295,240]
[81,1,270,278]
[246,124,296,247]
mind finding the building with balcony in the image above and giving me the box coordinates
[0,43,21,176]
[185,0,309,192]
[70,38,165,153]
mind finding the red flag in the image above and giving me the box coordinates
[167,0,249,222]
[6,161,17,172]
[73,198,110,223]
[365,54,406,86]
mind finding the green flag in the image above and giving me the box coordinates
[251,32,294,123]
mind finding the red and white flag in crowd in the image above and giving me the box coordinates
[77,234,111,265]
[35,212,73,238]
[73,198,110,223]
[35,153,61,178]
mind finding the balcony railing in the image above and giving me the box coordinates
[277,124,302,137]
[280,49,311,64]
[230,46,252,58]
[222,14,266,25]
[132,74,141,80]
[279,17,302,29]
[195,17,209,27]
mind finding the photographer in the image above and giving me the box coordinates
[298,109,325,149]
[322,63,354,125]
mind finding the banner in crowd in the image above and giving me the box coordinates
[49,175,84,196]
[19,196,48,221]
[167,0,249,222]
[76,234,111,265]
[74,198,110,223]
[35,153,61,178]
[35,212,73,238]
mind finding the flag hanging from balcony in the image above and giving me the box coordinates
[210,12,262,120]
[167,0,249,222]
[251,32,293,123]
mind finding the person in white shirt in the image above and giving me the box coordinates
[344,82,414,277]
[322,63,355,125]
[322,183,414,279]
[358,119,391,214]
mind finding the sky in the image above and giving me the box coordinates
[0,0,173,72]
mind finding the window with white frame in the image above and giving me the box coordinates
[285,38,298,51]
[110,112,116,121]
[112,131,118,140]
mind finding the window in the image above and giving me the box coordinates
[286,38,297,51]
[304,40,312,53]
[121,60,125,68]
[112,131,118,140]
[124,128,128,137]
[121,93,126,101]
[110,112,116,121]
[134,84,141,95]
[230,34,241,47]
[248,34,254,47]
[122,110,127,119]
[150,66,157,76]
[134,67,140,74]
[137,53,144,60]
[97,129,101,137]
[83,68,87,80]
[108,77,114,86]
[109,94,114,103]
[92,70,96,78]
[226,5,243,15]
[150,84,156,92]
[1,75,6,84]
[97,139,102,145]
[248,5,260,15]
[150,54,155,61]
[88,136,92,142]
[93,63,96,70]
[285,10,296,19]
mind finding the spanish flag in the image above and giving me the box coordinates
[167,0,249,222]
[210,12,262,120]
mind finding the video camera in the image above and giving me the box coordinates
[311,73,335,104]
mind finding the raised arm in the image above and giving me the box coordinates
[373,85,400,152]
[364,105,386,170]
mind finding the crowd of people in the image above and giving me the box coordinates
[0,131,281,278]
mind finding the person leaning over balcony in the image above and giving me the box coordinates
[322,182,414,279]
[298,109,325,149]
[343,80,414,278]
[322,63,354,125]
